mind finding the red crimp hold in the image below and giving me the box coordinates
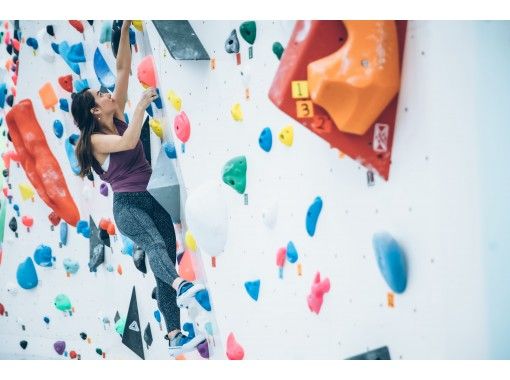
[307,272,330,314]
[69,20,84,34]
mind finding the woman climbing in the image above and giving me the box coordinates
[71,20,206,355]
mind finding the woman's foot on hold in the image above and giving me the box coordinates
[176,280,210,310]
[168,324,206,356]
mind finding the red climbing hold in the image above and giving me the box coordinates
[48,212,61,226]
[11,39,20,52]
[58,75,73,93]
[69,20,84,34]
[69,350,77,359]
[21,215,34,228]
[0,303,5,316]
[226,332,244,360]
[137,55,157,88]
[107,223,116,236]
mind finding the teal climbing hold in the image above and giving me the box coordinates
[100,21,112,43]
[372,232,408,294]
[54,294,72,311]
[286,241,298,263]
[272,42,284,60]
[259,127,272,152]
[115,317,126,335]
[240,21,256,45]
[16,257,38,289]
[244,280,260,301]
[306,196,323,237]
[63,258,79,274]
[76,220,90,238]
[34,244,53,267]
[222,156,247,194]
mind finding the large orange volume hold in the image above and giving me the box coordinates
[307,21,400,136]
[6,99,80,226]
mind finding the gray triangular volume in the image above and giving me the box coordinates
[152,21,210,60]
[114,310,120,323]
[122,286,145,359]
[347,346,391,360]
[140,116,152,165]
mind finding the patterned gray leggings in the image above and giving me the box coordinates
[113,191,180,333]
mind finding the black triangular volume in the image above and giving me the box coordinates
[122,286,145,359]
[140,116,152,165]
[152,21,210,60]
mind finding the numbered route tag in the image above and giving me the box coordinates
[296,100,314,118]
[291,80,309,99]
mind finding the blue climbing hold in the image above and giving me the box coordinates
[259,127,272,152]
[26,37,38,50]
[286,241,298,263]
[153,88,162,109]
[163,141,177,159]
[43,316,50,324]
[67,43,86,63]
[16,257,38,289]
[13,204,20,217]
[124,113,129,124]
[74,79,89,93]
[34,245,53,267]
[129,28,136,45]
[106,264,114,272]
[153,310,161,323]
[60,222,68,246]
[65,134,81,175]
[121,234,134,256]
[195,289,211,311]
[76,220,89,234]
[244,280,260,301]
[63,258,79,274]
[93,48,116,91]
[51,42,59,54]
[55,41,80,75]
[0,83,7,108]
[59,98,69,112]
[146,104,153,117]
[53,120,64,139]
[306,196,323,237]
[372,232,408,294]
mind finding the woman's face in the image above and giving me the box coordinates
[89,88,117,118]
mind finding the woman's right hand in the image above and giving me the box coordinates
[137,88,158,109]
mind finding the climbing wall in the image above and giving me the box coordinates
[1,20,510,360]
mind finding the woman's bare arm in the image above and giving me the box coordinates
[113,20,132,120]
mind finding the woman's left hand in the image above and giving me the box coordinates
[122,20,132,29]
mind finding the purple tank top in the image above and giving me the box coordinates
[91,117,152,193]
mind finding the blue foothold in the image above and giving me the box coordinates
[259,127,272,152]
[16,257,38,289]
[286,241,298,263]
[372,232,408,294]
[163,142,177,159]
[306,196,323,237]
[195,289,211,311]
[53,120,64,138]
[34,245,53,267]
[244,280,260,301]
[59,98,69,112]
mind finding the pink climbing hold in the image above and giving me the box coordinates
[0,303,5,316]
[174,111,190,143]
[276,247,286,278]
[137,55,157,88]
[226,332,244,360]
[21,216,34,228]
[307,272,330,314]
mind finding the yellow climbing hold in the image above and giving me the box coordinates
[149,119,164,139]
[278,125,294,147]
[166,90,182,111]
[185,230,197,252]
[132,20,143,32]
[231,103,243,122]
[19,183,35,201]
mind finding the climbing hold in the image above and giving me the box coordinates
[152,88,162,109]
[121,234,135,256]
[226,332,244,360]
[276,247,286,278]
[77,219,89,235]
[240,21,256,45]
[185,181,228,257]
[98,218,111,231]
[143,323,153,347]
[16,257,38,289]
[53,120,64,138]
[184,230,197,252]
[63,258,79,274]
[54,341,66,355]
[163,141,177,159]
[69,20,84,34]
[60,222,68,246]
[6,94,14,108]
[132,20,143,32]
[225,30,240,54]
[149,118,163,139]
[43,316,50,325]
[99,183,108,196]
[222,156,247,194]
[137,55,157,88]
[19,340,28,350]
[133,247,147,274]
[166,90,182,111]
[67,43,86,63]
[272,42,284,60]
[106,265,113,272]
[286,241,298,263]
[231,103,243,122]
[74,78,89,93]
[69,350,78,359]
[48,212,61,226]
[59,98,69,112]
[99,21,112,43]
[9,217,17,233]
[372,232,407,294]
[34,245,53,267]
[244,280,260,301]
[306,196,323,237]
[38,82,58,110]
[46,25,55,37]
[95,348,103,355]
[54,41,81,75]
[26,37,39,51]
[89,244,105,272]
[178,250,196,281]
[278,125,294,147]
[19,183,35,201]
[197,341,209,359]
[54,294,72,312]
[80,332,87,340]
[145,104,153,117]
[58,75,73,93]
[111,20,123,58]
[0,303,5,316]
[307,272,330,314]
[174,111,190,143]
[107,223,116,236]
[258,127,272,152]
[117,264,123,275]
[195,289,211,311]
[94,48,116,91]
[22,215,34,230]
[153,310,161,323]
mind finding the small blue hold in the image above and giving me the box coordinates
[65,134,81,175]
[13,204,20,217]
[129,28,136,45]
[76,220,88,234]
[244,280,260,301]
[286,241,298,263]
[43,316,50,324]
[63,258,79,274]
[82,227,91,239]
[34,245,53,267]
[121,234,134,256]
[53,120,64,139]
[153,310,161,323]
[259,127,272,152]
[372,232,408,294]
[16,257,38,289]
[26,37,38,50]
[153,89,162,109]
[306,196,323,237]
[106,265,114,272]
[195,289,211,311]
[60,222,68,246]
[59,98,69,112]
[67,43,86,63]
[163,141,177,159]
[74,79,89,93]
[146,104,153,117]
[51,42,59,54]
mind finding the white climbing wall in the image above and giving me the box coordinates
[1,20,510,360]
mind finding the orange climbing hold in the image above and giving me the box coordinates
[38,82,58,111]
[117,264,123,275]
[307,21,400,136]
[178,250,196,281]
[6,99,80,226]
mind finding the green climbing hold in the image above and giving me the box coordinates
[96,348,103,355]
[272,42,284,60]
[222,156,247,194]
[240,21,256,45]
[115,317,126,335]
[54,294,71,311]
